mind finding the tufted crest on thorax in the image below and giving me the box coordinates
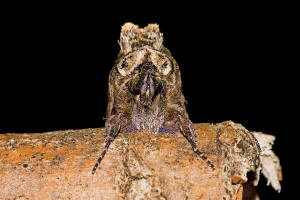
[119,22,164,54]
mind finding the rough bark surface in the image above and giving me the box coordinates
[0,121,281,200]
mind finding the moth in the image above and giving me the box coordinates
[92,22,214,174]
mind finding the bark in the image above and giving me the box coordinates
[0,121,282,200]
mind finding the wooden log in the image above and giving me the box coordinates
[0,121,281,200]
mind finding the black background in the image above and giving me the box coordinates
[1,3,296,199]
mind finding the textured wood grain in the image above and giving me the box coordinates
[0,121,278,200]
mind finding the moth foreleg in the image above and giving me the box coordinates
[178,117,215,170]
[91,123,121,174]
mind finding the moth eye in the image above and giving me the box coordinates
[117,50,145,76]
[162,62,168,68]
[118,61,130,76]
[120,62,127,69]
[161,60,172,75]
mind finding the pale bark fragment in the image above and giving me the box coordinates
[252,132,282,192]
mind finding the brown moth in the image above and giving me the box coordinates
[92,22,214,174]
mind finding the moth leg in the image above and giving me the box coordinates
[91,122,121,175]
[178,117,215,170]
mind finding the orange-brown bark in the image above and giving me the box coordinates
[0,121,277,200]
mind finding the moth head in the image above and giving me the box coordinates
[116,23,182,104]
[117,22,174,77]
[116,48,173,77]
